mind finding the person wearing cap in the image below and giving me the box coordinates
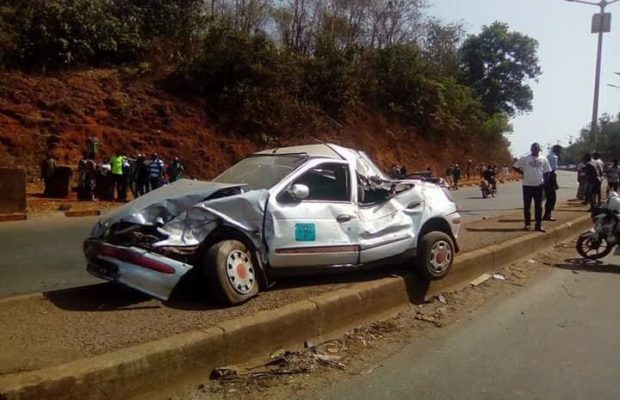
[513,143,552,232]
[543,145,561,221]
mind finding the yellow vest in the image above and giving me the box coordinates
[110,155,125,175]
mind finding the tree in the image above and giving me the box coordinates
[460,21,541,117]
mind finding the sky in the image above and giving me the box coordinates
[430,0,620,157]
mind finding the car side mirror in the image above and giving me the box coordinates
[290,184,309,200]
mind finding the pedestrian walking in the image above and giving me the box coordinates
[40,152,56,197]
[451,164,461,190]
[500,163,509,183]
[109,149,127,201]
[606,159,620,196]
[543,145,561,221]
[167,157,185,182]
[513,142,552,232]
[577,156,588,200]
[466,159,473,180]
[445,165,453,188]
[148,153,165,190]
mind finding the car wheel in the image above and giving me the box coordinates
[204,239,259,305]
[416,232,454,280]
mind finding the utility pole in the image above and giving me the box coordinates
[566,0,619,150]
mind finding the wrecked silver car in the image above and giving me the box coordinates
[84,144,461,305]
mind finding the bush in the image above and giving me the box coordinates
[172,26,308,135]
[0,0,204,70]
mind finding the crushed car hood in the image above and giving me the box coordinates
[95,179,242,231]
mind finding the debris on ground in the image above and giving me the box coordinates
[470,273,492,286]
[493,273,507,281]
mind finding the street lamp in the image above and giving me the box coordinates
[565,0,620,150]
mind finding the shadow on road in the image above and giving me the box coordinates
[43,283,157,311]
[465,227,526,233]
[555,258,620,274]
[43,265,434,312]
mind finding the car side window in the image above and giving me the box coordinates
[293,163,350,202]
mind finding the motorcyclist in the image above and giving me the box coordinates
[483,165,497,193]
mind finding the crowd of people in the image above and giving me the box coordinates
[39,150,186,202]
[576,152,619,211]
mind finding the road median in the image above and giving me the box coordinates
[0,207,591,400]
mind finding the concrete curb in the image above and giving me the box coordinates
[0,214,591,400]
[64,210,101,218]
[0,213,27,223]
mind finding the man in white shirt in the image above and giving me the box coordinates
[543,145,561,221]
[513,143,552,232]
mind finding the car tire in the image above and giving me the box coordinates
[203,239,259,305]
[416,232,454,280]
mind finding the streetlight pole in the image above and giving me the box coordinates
[566,0,620,150]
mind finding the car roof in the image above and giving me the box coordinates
[255,143,345,159]
[255,143,386,179]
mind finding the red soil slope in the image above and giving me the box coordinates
[0,69,511,180]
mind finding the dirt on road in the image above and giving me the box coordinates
[0,201,588,376]
[172,239,585,400]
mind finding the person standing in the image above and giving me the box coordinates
[148,153,165,190]
[445,165,453,188]
[543,145,561,221]
[168,157,185,182]
[513,143,552,232]
[606,159,620,196]
[135,154,149,196]
[466,159,473,180]
[451,164,461,190]
[591,152,604,206]
[110,149,127,201]
[40,152,56,197]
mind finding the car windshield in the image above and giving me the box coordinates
[213,154,306,190]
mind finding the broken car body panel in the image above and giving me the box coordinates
[84,144,460,301]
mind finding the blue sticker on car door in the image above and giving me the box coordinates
[295,223,316,241]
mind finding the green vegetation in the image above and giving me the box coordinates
[0,0,541,146]
[563,113,620,164]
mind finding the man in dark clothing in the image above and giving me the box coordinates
[167,157,185,182]
[483,164,497,192]
[135,154,150,196]
[40,152,56,197]
[543,145,561,221]
[583,154,601,211]
[452,164,461,190]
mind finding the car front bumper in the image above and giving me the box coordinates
[84,239,194,301]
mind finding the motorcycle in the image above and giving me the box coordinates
[576,192,620,259]
[480,179,497,198]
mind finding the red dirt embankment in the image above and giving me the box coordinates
[0,69,511,180]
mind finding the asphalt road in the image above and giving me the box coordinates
[310,251,620,400]
[452,170,578,222]
[0,171,578,298]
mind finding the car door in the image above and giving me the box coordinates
[357,184,423,263]
[266,160,360,268]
